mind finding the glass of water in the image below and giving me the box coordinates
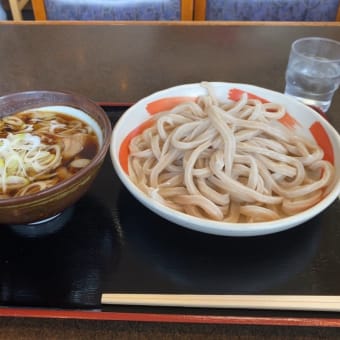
[284,37,340,113]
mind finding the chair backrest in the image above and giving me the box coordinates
[194,0,340,21]
[0,2,7,20]
[32,0,194,21]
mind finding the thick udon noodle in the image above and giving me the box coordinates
[128,83,334,223]
[0,110,98,198]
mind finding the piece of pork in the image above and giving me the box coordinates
[61,133,87,159]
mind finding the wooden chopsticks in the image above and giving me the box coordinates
[101,294,340,312]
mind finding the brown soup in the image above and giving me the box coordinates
[0,110,99,198]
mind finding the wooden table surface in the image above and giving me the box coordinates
[0,21,340,339]
[0,21,338,107]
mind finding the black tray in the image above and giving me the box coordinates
[0,106,340,326]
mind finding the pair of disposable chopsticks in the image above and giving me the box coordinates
[101,294,340,312]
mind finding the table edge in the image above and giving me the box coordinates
[0,20,340,27]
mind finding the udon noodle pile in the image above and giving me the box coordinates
[128,83,334,223]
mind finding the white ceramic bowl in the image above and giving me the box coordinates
[110,82,340,237]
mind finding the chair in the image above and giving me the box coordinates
[0,2,7,20]
[194,0,340,21]
[7,0,30,20]
[32,0,194,21]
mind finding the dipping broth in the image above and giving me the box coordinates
[0,110,99,198]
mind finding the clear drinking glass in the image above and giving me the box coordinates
[284,37,340,112]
